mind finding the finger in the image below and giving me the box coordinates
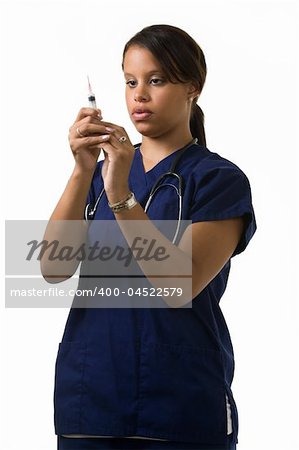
[91,136,121,153]
[108,129,131,147]
[99,136,134,159]
[86,144,105,153]
[74,107,102,123]
[73,119,125,139]
[97,121,128,133]
[90,120,131,136]
[73,134,112,147]
[70,117,109,139]
[76,122,116,137]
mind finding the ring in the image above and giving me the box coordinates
[118,136,127,143]
[76,127,85,138]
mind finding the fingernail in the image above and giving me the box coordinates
[101,134,110,140]
[105,127,115,132]
[97,114,103,120]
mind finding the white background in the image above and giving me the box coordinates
[1,0,298,449]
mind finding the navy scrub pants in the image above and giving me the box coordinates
[57,434,236,450]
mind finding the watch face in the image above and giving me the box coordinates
[127,193,137,209]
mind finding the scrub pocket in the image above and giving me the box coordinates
[137,342,227,445]
[54,341,86,433]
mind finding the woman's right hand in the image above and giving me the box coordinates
[68,107,113,173]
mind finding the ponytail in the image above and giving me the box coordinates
[190,103,206,147]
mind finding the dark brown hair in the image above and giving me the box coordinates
[122,24,207,146]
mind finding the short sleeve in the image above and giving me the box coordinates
[189,161,257,257]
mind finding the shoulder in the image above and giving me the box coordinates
[190,145,248,176]
[185,146,257,256]
[185,145,252,190]
[186,145,255,219]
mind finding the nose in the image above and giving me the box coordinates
[134,84,149,102]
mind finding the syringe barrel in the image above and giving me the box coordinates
[88,95,97,109]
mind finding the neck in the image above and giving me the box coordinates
[140,129,194,161]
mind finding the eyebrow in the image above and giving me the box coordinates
[124,70,164,77]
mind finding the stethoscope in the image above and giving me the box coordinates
[84,137,198,245]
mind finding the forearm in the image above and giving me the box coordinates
[41,166,94,282]
[41,106,110,283]
[50,166,95,220]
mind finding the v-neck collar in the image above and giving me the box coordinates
[136,144,194,175]
[131,142,200,189]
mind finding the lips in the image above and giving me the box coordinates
[132,108,153,121]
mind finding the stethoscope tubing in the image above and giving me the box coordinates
[143,173,183,244]
[84,138,198,244]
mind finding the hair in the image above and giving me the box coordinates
[122,24,207,147]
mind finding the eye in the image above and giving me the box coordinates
[126,80,137,88]
[150,78,164,85]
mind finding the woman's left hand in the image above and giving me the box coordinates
[98,121,135,204]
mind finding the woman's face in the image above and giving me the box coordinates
[123,45,194,139]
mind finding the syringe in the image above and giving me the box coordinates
[87,75,97,109]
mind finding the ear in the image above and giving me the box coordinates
[187,83,200,100]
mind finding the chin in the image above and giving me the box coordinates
[134,123,163,139]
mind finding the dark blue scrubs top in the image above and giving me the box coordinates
[54,143,257,447]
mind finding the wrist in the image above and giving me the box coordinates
[106,187,131,205]
[108,191,138,213]
[72,164,96,180]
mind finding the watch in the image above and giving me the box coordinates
[108,191,138,213]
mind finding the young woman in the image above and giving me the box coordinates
[43,24,256,450]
